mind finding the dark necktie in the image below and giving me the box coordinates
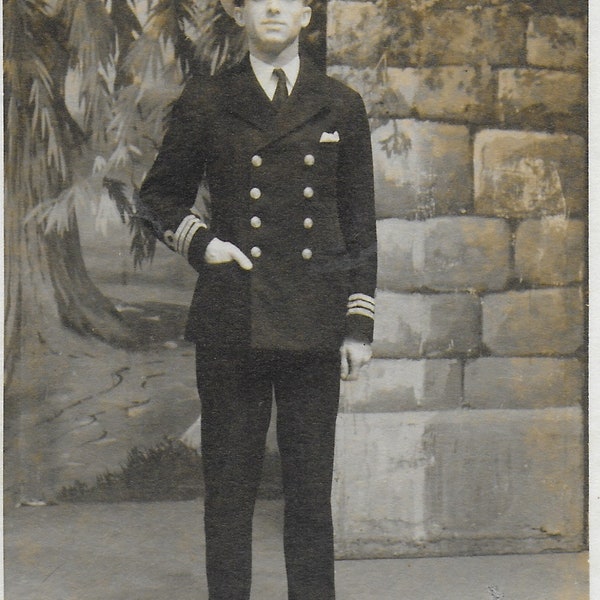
[272,68,288,111]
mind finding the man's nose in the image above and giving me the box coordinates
[266,0,281,13]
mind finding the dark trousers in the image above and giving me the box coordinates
[196,348,341,600]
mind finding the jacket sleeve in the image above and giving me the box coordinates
[138,78,214,272]
[336,89,377,344]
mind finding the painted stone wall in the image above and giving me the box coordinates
[328,0,586,557]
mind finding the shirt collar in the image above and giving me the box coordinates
[249,54,300,100]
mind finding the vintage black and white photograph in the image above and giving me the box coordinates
[4,0,589,598]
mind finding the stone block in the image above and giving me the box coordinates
[373,292,422,357]
[328,65,494,122]
[464,357,583,409]
[474,130,586,217]
[373,291,480,358]
[399,7,526,67]
[377,219,424,291]
[327,66,411,119]
[340,359,462,412]
[327,1,389,68]
[423,217,511,292]
[409,65,496,123]
[497,69,585,133]
[377,217,511,292]
[482,288,584,356]
[333,408,584,557]
[372,119,472,219]
[425,293,481,357]
[422,407,584,553]
[527,15,586,70]
[515,217,585,285]
[333,412,435,557]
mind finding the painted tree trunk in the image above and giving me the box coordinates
[4,201,135,398]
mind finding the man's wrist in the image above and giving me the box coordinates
[345,313,374,344]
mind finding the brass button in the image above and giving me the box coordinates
[250,187,261,200]
[303,218,314,230]
[250,216,262,228]
[301,248,313,260]
[303,186,314,199]
[304,154,315,166]
[251,155,263,167]
[250,246,262,258]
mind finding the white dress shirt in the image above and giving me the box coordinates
[249,54,300,100]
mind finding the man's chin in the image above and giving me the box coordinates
[259,33,289,47]
[255,36,295,56]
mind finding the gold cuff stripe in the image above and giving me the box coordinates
[347,307,375,320]
[347,293,375,317]
[348,293,375,306]
[173,215,207,259]
[347,299,375,312]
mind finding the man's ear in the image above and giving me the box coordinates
[233,6,245,27]
[300,5,312,29]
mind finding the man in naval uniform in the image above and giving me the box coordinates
[139,0,376,597]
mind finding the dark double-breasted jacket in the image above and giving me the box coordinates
[139,55,377,353]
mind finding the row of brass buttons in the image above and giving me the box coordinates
[251,154,315,167]
[249,216,313,230]
[249,186,314,200]
[250,246,313,260]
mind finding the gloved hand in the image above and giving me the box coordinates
[340,338,372,381]
[204,237,253,270]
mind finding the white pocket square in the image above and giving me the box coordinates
[320,131,340,143]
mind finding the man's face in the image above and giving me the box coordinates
[234,0,312,58]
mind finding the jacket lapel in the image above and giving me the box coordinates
[224,56,276,132]
[225,55,331,152]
